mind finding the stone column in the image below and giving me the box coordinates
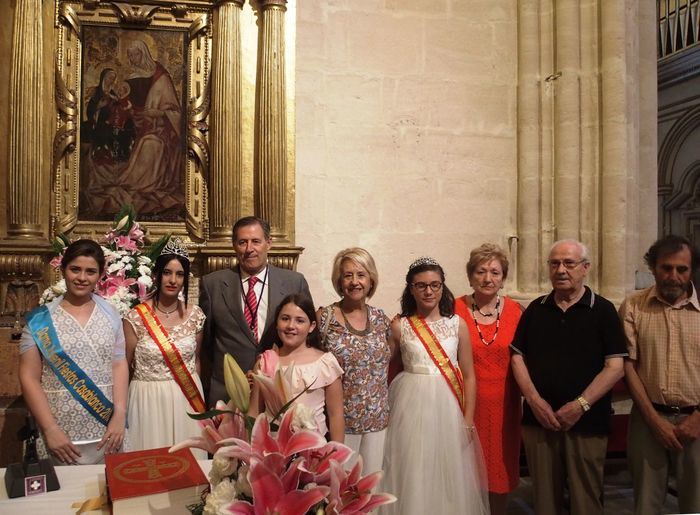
[7,0,44,239]
[537,0,555,292]
[600,0,630,301]
[209,0,245,239]
[516,0,543,295]
[579,0,601,289]
[253,0,289,240]
[553,0,581,240]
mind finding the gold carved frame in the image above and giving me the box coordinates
[53,0,211,242]
[0,0,300,322]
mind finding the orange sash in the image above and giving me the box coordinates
[135,304,206,414]
[407,315,465,413]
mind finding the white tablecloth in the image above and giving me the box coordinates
[0,460,212,514]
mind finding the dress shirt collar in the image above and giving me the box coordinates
[240,265,268,284]
[648,282,700,311]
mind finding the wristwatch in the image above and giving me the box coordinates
[576,396,591,412]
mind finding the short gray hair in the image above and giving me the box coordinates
[549,239,590,262]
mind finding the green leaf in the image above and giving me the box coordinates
[186,408,238,420]
[144,233,171,262]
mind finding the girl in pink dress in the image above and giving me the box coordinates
[250,294,345,441]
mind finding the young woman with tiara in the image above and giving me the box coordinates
[123,238,207,458]
[380,257,489,515]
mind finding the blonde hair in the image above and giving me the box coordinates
[466,243,510,280]
[331,247,379,298]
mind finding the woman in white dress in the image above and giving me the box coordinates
[381,257,489,515]
[124,239,206,458]
[19,239,128,465]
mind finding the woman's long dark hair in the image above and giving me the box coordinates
[274,293,323,350]
[400,262,455,318]
[152,254,190,307]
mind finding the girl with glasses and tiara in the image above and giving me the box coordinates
[380,257,489,515]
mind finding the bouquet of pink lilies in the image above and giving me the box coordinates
[171,351,397,515]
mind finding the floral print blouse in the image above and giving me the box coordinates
[321,304,391,434]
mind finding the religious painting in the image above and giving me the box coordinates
[78,26,188,222]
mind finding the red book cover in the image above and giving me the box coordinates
[106,447,208,501]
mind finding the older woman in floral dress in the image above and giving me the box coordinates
[454,243,523,515]
[317,248,391,474]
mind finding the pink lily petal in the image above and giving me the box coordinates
[357,493,398,513]
[253,374,286,415]
[250,414,279,455]
[346,455,364,487]
[258,350,279,377]
[277,487,330,515]
[339,493,373,514]
[248,460,284,512]
[280,458,303,492]
[355,471,383,493]
[283,429,326,457]
[277,408,294,448]
[169,436,213,454]
[225,501,255,515]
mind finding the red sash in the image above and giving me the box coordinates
[407,315,465,413]
[135,304,206,413]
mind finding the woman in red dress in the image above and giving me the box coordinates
[454,243,522,515]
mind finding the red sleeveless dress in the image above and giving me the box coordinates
[455,295,522,493]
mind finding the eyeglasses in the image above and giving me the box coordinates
[411,281,443,292]
[547,259,587,270]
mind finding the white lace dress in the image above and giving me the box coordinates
[125,306,206,459]
[37,304,118,463]
[380,316,489,515]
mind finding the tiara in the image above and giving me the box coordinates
[408,256,440,271]
[161,237,190,260]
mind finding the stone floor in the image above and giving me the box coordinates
[507,461,681,514]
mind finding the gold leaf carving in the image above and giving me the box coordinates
[189,14,209,39]
[112,3,160,27]
[59,4,82,36]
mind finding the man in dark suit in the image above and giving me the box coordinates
[200,216,313,405]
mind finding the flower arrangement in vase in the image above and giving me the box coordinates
[40,205,169,316]
[171,352,397,515]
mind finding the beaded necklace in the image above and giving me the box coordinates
[470,294,500,346]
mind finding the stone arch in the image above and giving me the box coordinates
[658,104,700,238]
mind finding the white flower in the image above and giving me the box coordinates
[115,215,130,230]
[137,275,153,288]
[123,263,133,271]
[234,463,252,498]
[291,403,317,432]
[209,454,238,487]
[107,262,124,274]
[138,265,151,276]
[137,255,151,265]
[203,478,237,515]
[51,279,67,295]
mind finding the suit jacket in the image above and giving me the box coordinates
[199,264,313,405]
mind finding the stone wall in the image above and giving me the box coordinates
[295,0,519,313]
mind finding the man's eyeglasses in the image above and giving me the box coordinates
[411,281,443,292]
[547,259,587,270]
